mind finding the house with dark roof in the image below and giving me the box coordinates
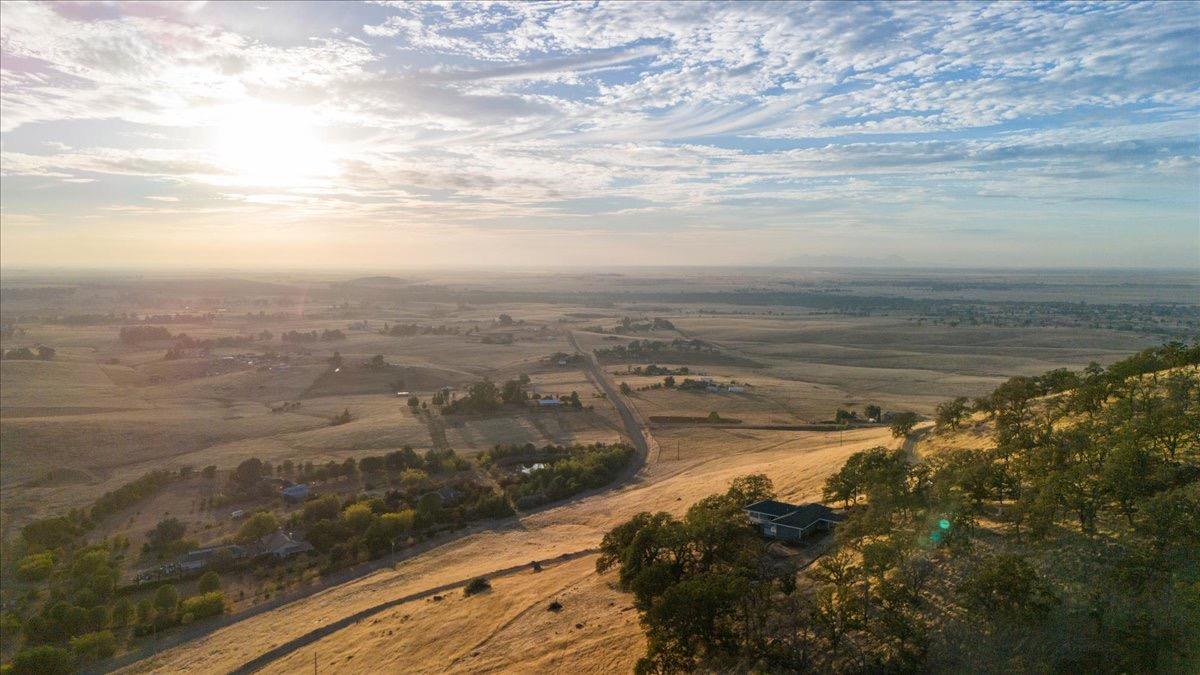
[744,499,802,524]
[252,530,314,559]
[176,544,247,573]
[744,500,845,542]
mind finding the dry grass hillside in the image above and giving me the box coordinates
[124,426,896,673]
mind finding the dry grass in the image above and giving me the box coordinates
[123,426,896,674]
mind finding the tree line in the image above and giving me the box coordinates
[597,341,1199,673]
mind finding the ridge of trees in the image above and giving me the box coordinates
[599,341,1200,673]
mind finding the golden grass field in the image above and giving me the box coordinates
[0,270,1178,672]
[122,426,896,674]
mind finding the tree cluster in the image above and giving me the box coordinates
[2,345,55,361]
[599,342,1199,673]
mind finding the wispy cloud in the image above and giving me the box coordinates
[1,0,1197,268]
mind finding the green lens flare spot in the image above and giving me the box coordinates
[930,531,943,543]
[939,519,951,530]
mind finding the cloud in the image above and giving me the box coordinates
[1,0,1197,267]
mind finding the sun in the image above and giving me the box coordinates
[210,102,339,187]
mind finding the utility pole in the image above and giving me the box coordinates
[314,651,318,675]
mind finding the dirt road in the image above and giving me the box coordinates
[228,549,600,674]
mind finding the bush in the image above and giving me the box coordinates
[69,630,117,664]
[197,571,221,593]
[959,555,1057,622]
[340,503,374,533]
[10,645,74,675]
[21,516,80,551]
[92,470,175,521]
[111,598,134,627]
[146,517,186,551]
[302,495,342,523]
[178,591,226,623]
[464,577,491,596]
[16,552,55,581]
[154,584,179,615]
[237,512,278,542]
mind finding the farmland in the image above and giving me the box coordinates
[0,267,1192,671]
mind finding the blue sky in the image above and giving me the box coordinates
[1,0,1197,269]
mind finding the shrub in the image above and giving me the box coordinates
[464,577,491,596]
[146,517,186,551]
[110,598,134,627]
[21,516,81,551]
[197,571,221,593]
[16,552,55,581]
[302,494,341,523]
[154,584,179,615]
[92,470,175,521]
[178,591,226,623]
[237,512,279,542]
[69,630,117,664]
[10,645,74,675]
[959,555,1057,622]
[341,503,374,533]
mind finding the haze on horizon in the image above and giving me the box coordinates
[1,1,1198,270]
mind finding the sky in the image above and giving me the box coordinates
[1,0,1198,270]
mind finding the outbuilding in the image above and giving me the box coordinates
[282,483,310,503]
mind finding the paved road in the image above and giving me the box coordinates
[106,333,657,674]
[567,331,657,466]
[215,335,655,673]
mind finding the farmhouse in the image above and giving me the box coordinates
[177,544,248,573]
[253,530,314,559]
[744,500,845,542]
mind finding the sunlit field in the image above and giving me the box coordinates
[2,1,1198,673]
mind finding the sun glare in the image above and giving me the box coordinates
[210,102,339,187]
